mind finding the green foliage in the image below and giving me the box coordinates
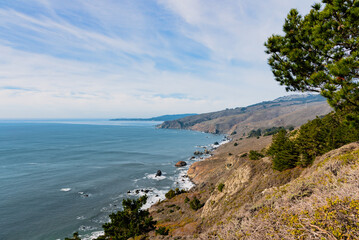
[265,0,359,116]
[249,150,264,160]
[175,188,186,195]
[312,197,359,238]
[263,126,285,136]
[155,226,169,236]
[165,189,176,199]
[295,112,359,166]
[189,196,204,211]
[217,183,225,192]
[234,142,238,146]
[267,129,298,171]
[240,153,248,158]
[248,129,262,138]
[96,196,156,240]
[184,196,190,203]
[65,232,81,240]
[231,131,237,135]
[268,112,359,171]
[165,188,185,199]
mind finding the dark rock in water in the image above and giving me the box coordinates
[214,141,219,145]
[127,190,131,194]
[175,161,187,167]
[190,156,195,160]
[194,150,203,155]
[156,195,159,197]
[155,170,162,177]
[144,189,150,193]
[135,190,140,194]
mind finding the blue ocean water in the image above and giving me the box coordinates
[0,120,223,240]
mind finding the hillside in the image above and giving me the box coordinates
[158,94,332,135]
[110,114,197,122]
[149,139,359,239]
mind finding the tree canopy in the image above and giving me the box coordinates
[265,0,359,114]
[96,195,156,240]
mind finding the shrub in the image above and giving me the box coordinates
[263,126,285,136]
[240,153,248,158]
[189,196,204,211]
[217,183,225,192]
[249,150,264,160]
[165,189,176,199]
[65,232,81,240]
[228,153,232,156]
[96,196,156,240]
[231,131,237,135]
[184,196,190,203]
[156,227,169,236]
[234,142,238,146]
[165,188,186,199]
[248,129,262,138]
[175,188,186,195]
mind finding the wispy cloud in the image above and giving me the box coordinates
[0,0,315,118]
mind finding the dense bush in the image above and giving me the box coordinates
[95,196,156,240]
[263,126,285,136]
[217,183,225,192]
[165,189,176,199]
[240,153,248,158]
[248,129,262,138]
[155,226,169,235]
[249,150,264,160]
[189,196,204,211]
[268,112,359,171]
[165,188,185,199]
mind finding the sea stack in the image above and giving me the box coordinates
[155,170,162,177]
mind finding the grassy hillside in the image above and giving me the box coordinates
[148,139,359,239]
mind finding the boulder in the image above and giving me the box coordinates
[194,151,203,155]
[155,170,162,177]
[175,161,187,167]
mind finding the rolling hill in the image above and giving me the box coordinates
[158,94,332,135]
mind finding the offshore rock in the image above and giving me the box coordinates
[175,161,187,167]
[155,170,162,177]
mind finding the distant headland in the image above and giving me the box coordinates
[109,113,197,122]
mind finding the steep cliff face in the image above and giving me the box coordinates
[158,95,332,134]
[149,139,359,239]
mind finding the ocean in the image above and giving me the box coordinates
[0,120,224,240]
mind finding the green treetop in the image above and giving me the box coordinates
[265,0,359,114]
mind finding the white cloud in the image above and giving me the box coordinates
[0,0,316,118]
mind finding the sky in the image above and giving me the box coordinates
[0,0,316,118]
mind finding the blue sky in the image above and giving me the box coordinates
[0,0,315,118]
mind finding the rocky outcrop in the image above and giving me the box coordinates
[175,161,187,167]
[155,170,162,177]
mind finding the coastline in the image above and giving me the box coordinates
[82,131,229,240]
